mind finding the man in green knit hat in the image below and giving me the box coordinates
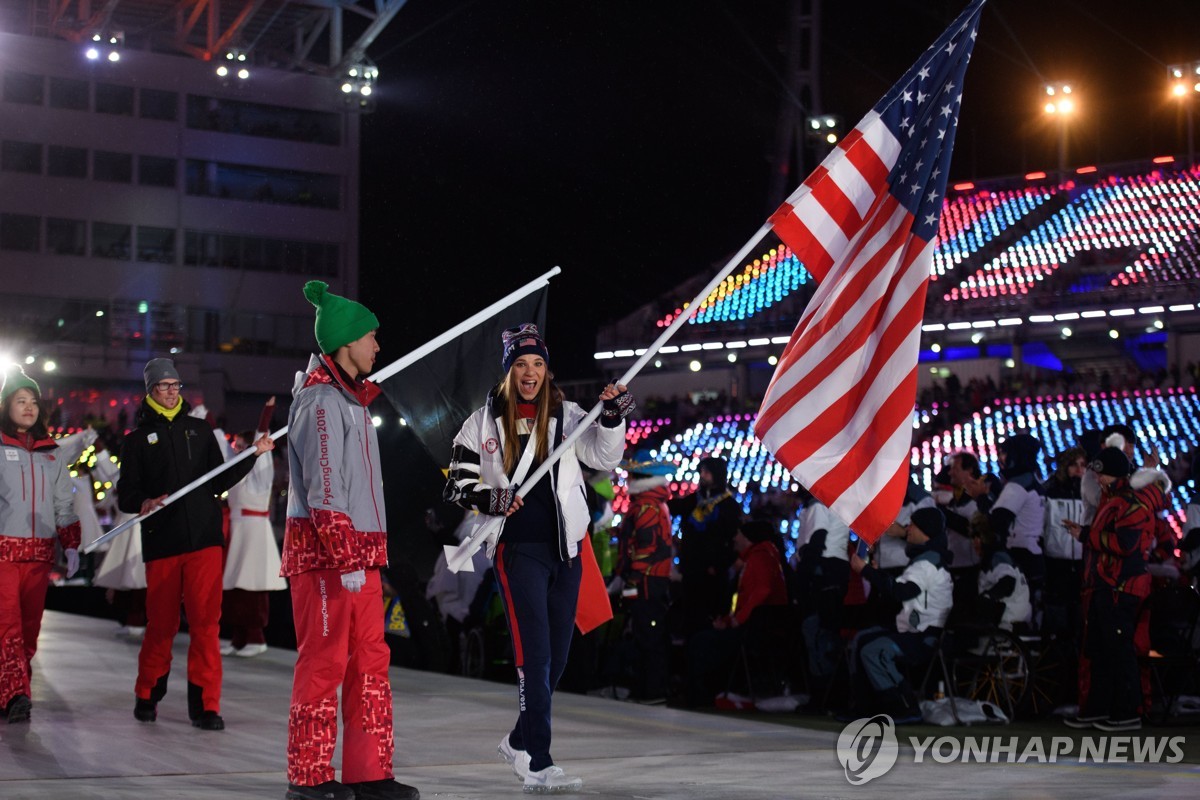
[282,281,419,800]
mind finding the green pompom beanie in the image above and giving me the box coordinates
[303,281,379,354]
[1,365,40,404]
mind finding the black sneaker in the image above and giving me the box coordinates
[1062,713,1105,729]
[192,711,225,730]
[6,694,31,724]
[1094,717,1142,732]
[285,781,355,800]
[134,698,157,722]
[345,779,421,800]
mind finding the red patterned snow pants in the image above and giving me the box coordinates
[287,568,394,786]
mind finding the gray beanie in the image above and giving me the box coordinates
[144,358,180,393]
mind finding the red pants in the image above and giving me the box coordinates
[287,568,394,786]
[136,546,223,712]
[0,560,52,707]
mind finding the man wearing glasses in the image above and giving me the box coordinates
[117,358,274,730]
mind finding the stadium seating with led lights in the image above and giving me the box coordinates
[613,388,1199,560]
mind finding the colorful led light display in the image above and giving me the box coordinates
[655,247,811,328]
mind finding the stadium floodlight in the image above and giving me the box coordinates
[1168,61,1200,167]
[342,60,380,109]
[217,49,251,81]
[86,30,123,63]
[1043,82,1076,176]
[806,114,844,150]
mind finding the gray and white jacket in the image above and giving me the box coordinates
[282,354,388,576]
[0,431,80,561]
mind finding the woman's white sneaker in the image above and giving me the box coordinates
[497,735,531,781]
[234,643,268,657]
[522,765,582,794]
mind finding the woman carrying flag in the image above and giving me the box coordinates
[444,323,633,794]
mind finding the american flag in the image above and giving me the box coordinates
[754,0,986,543]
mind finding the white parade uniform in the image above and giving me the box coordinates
[223,444,286,591]
[92,511,147,590]
[90,448,146,590]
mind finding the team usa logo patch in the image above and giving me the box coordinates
[484,437,499,454]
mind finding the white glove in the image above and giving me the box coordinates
[188,403,208,420]
[606,576,625,596]
[341,569,366,593]
[65,549,80,579]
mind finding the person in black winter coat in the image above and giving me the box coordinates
[117,358,273,731]
[668,456,743,635]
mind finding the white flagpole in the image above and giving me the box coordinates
[446,224,775,573]
[83,267,562,555]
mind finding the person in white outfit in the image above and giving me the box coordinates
[221,398,287,657]
[89,439,148,637]
[52,430,102,582]
[425,510,490,672]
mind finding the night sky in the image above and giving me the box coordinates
[357,0,1200,378]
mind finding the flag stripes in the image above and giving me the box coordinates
[754,0,985,542]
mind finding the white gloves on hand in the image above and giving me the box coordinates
[606,576,625,596]
[65,548,80,579]
[341,569,367,593]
